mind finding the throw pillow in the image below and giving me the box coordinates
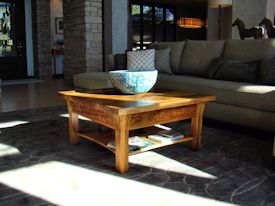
[114,54,127,70]
[258,58,275,85]
[127,49,155,71]
[149,41,185,74]
[155,48,173,74]
[205,57,224,79]
[214,59,259,83]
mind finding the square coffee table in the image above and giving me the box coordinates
[59,88,215,173]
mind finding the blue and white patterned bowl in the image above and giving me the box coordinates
[108,70,158,94]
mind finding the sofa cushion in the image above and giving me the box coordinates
[205,102,275,133]
[258,58,275,85]
[213,59,259,83]
[223,39,275,61]
[149,41,185,73]
[155,48,173,74]
[178,40,225,77]
[127,49,155,71]
[155,74,275,113]
[73,72,112,90]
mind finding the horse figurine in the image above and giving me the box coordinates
[232,18,264,40]
[259,17,275,38]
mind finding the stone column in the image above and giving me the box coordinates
[32,0,52,79]
[63,0,103,80]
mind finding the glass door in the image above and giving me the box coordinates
[142,5,153,49]
[0,0,27,80]
[131,4,141,50]
[131,2,176,50]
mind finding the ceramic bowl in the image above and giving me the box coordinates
[108,70,158,94]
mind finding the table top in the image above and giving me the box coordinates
[59,88,216,115]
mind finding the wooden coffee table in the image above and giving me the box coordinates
[59,89,215,173]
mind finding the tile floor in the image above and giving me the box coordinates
[0,79,73,112]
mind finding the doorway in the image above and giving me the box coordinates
[0,0,27,80]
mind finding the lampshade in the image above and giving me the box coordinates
[208,0,232,8]
[177,18,204,29]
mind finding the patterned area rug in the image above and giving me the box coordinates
[0,106,274,206]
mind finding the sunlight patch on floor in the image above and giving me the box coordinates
[0,161,234,206]
[59,113,91,121]
[0,121,29,129]
[0,143,21,157]
[129,151,217,180]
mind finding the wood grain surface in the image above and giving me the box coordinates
[60,88,216,173]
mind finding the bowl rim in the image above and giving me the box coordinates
[109,70,158,73]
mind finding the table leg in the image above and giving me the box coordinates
[115,116,129,173]
[69,113,79,144]
[190,103,205,151]
[69,112,79,145]
[65,98,80,145]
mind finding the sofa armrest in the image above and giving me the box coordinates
[105,54,115,71]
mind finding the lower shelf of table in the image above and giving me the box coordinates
[77,127,193,156]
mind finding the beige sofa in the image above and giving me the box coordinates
[74,39,275,133]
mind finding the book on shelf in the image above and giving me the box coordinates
[107,141,139,152]
[156,130,184,141]
[107,136,156,151]
[128,136,155,148]
[148,134,174,143]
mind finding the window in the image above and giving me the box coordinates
[131,2,176,50]
[132,4,141,50]
[0,2,16,56]
[165,8,175,41]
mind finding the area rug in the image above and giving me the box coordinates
[0,106,274,206]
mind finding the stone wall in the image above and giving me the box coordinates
[32,0,52,79]
[63,0,103,80]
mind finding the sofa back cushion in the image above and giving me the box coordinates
[223,39,275,61]
[155,48,173,74]
[178,40,225,77]
[149,41,185,73]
